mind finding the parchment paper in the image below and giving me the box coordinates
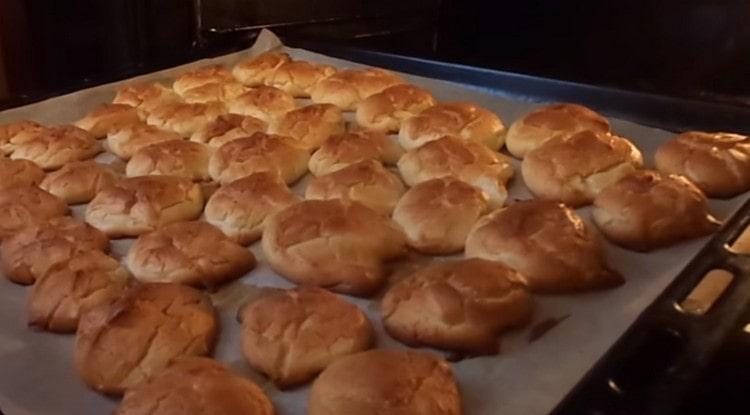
[0,29,747,415]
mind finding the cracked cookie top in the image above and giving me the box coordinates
[74,283,218,395]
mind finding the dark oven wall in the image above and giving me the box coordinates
[433,0,750,106]
[1,0,749,110]
[203,0,441,55]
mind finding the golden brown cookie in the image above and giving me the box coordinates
[0,186,68,239]
[239,287,373,388]
[310,68,404,111]
[85,176,204,237]
[592,170,720,251]
[268,103,345,151]
[180,81,247,104]
[75,283,218,395]
[204,172,299,244]
[27,250,130,332]
[107,123,183,160]
[355,84,436,132]
[382,258,532,353]
[522,130,644,207]
[655,131,750,198]
[126,140,211,181]
[305,159,406,215]
[267,60,337,97]
[125,221,255,288]
[146,101,226,137]
[309,349,462,415]
[232,51,291,86]
[466,199,623,292]
[74,103,143,138]
[0,158,45,191]
[399,102,506,151]
[172,64,234,96]
[1,216,109,285]
[190,113,267,148]
[262,199,406,295]
[226,85,296,123]
[208,132,309,185]
[308,130,403,176]
[10,125,102,170]
[115,357,275,415]
[40,160,119,204]
[398,135,514,208]
[393,177,489,254]
[112,82,182,113]
[0,120,46,155]
[505,103,610,158]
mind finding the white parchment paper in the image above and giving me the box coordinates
[0,29,747,415]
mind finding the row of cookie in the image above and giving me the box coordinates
[0,149,736,413]
[0,124,730,259]
[5,229,454,415]
[0,198,464,413]
[231,51,750,200]
[87,283,463,415]
[0,114,740,259]
[100,77,750,224]
[112,50,507,149]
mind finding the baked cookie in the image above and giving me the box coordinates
[655,131,750,198]
[398,135,514,208]
[356,84,436,132]
[107,123,183,160]
[74,103,143,138]
[305,159,406,215]
[393,177,489,254]
[126,140,211,181]
[0,186,68,239]
[592,170,720,251]
[262,199,406,295]
[125,221,255,288]
[85,176,204,237]
[10,125,101,170]
[226,85,296,123]
[27,250,130,332]
[310,68,404,111]
[233,51,291,86]
[466,199,623,292]
[268,103,345,151]
[75,283,218,394]
[399,102,506,151]
[267,60,337,97]
[204,172,299,244]
[190,113,267,148]
[0,120,46,155]
[505,103,610,158]
[40,160,119,204]
[522,130,644,207]
[146,101,226,137]
[112,82,182,113]
[308,130,403,176]
[382,258,532,353]
[180,81,247,104]
[310,349,462,415]
[0,158,45,191]
[208,132,309,185]
[239,287,373,388]
[172,64,234,96]
[115,357,275,415]
[1,216,109,285]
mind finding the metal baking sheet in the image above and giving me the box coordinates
[1,29,748,415]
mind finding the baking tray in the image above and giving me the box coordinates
[287,40,750,414]
[1,29,749,415]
